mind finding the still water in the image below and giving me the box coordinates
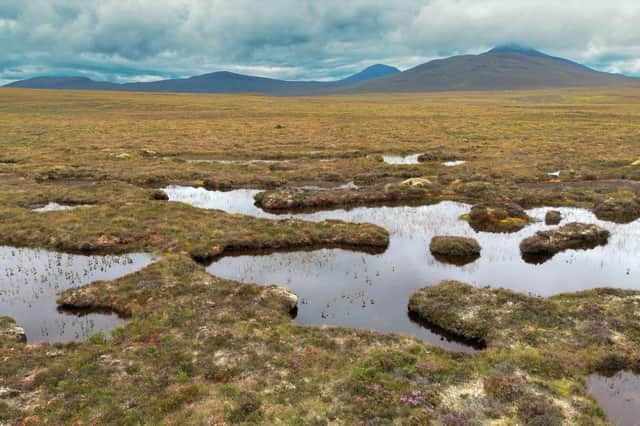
[163,186,640,350]
[0,247,156,343]
[588,371,640,426]
[382,153,422,164]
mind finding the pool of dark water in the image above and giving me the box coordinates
[163,186,640,351]
[0,247,156,343]
[588,371,640,426]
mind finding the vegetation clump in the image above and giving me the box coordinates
[0,179,389,260]
[429,236,481,265]
[149,189,169,200]
[409,281,640,368]
[593,196,640,224]
[0,316,26,346]
[255,183,439,211]
[417,151,457,162]
[466,202,530,233]
[520,222,610,262]
[545,210,562,225]
[400,177,433,188]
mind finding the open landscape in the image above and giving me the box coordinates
[3,2,640,423]
[1,86,640,424]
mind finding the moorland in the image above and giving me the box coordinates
[1,87,640,424]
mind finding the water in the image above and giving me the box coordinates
[163,186,640,350]
[33,202,89,212]
[0,247,156,343]
[443,160,466,167]
[382,153,422,165]
[588,371,640,426]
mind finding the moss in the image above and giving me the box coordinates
[2,257,617,424]
[466,202,530,233]
[255,183,439,212]
[3,88,640,423]
[0,187,389,258]
[593,195,640,223]
[520,222,610,262]
[430,236,481,265]
[0,316,26,347]
[409,281,640,369]
[545,210,562,225]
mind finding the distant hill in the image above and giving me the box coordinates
[7,72,332,95]
[5,46,638,95]
[5,65,398,95]
[337,64,400,84]
[120,72,336,95]
[7,77,119,91]
[342,45,637,93]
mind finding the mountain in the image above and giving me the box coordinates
[5,47,638,95]
[343,45,637,93]
[337,64,400,84]
[121,72,336,95]
[6,76,119,91]
[5,65,398,95]
[6,73,332,95]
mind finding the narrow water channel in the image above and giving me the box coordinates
[163,185,640,351]
[0,247,156,343]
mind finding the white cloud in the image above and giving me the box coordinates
[1,0,640,82]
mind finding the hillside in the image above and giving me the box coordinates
[6,46,638,94]
[6,66,394,95]
[344,46,637,92]
[337,64,400,84]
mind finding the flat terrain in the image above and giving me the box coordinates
[2,87,640,424]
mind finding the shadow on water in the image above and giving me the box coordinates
[163,185,640,352]
[407,311,486,351]
[0,247,156,343]
[521,240,611,265]
[588,371,640,426]
[432,253,481,267]
[56,305,131,319]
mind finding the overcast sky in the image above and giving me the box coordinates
[1,0,640,85]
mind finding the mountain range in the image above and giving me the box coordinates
[5,46,638,95]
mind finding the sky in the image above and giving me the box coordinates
[1,0,640,85]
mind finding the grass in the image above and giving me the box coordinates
[1,87,640,423]
[2,87,640,190]
[0,178,389,259]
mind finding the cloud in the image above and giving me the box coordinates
[1,0,640,83]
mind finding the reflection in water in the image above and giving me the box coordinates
[0,247,156,343]
[164,186,640,350]
[588,371,640,426]
[382,153,422,165]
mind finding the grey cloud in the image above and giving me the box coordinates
[1,0,639,83]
